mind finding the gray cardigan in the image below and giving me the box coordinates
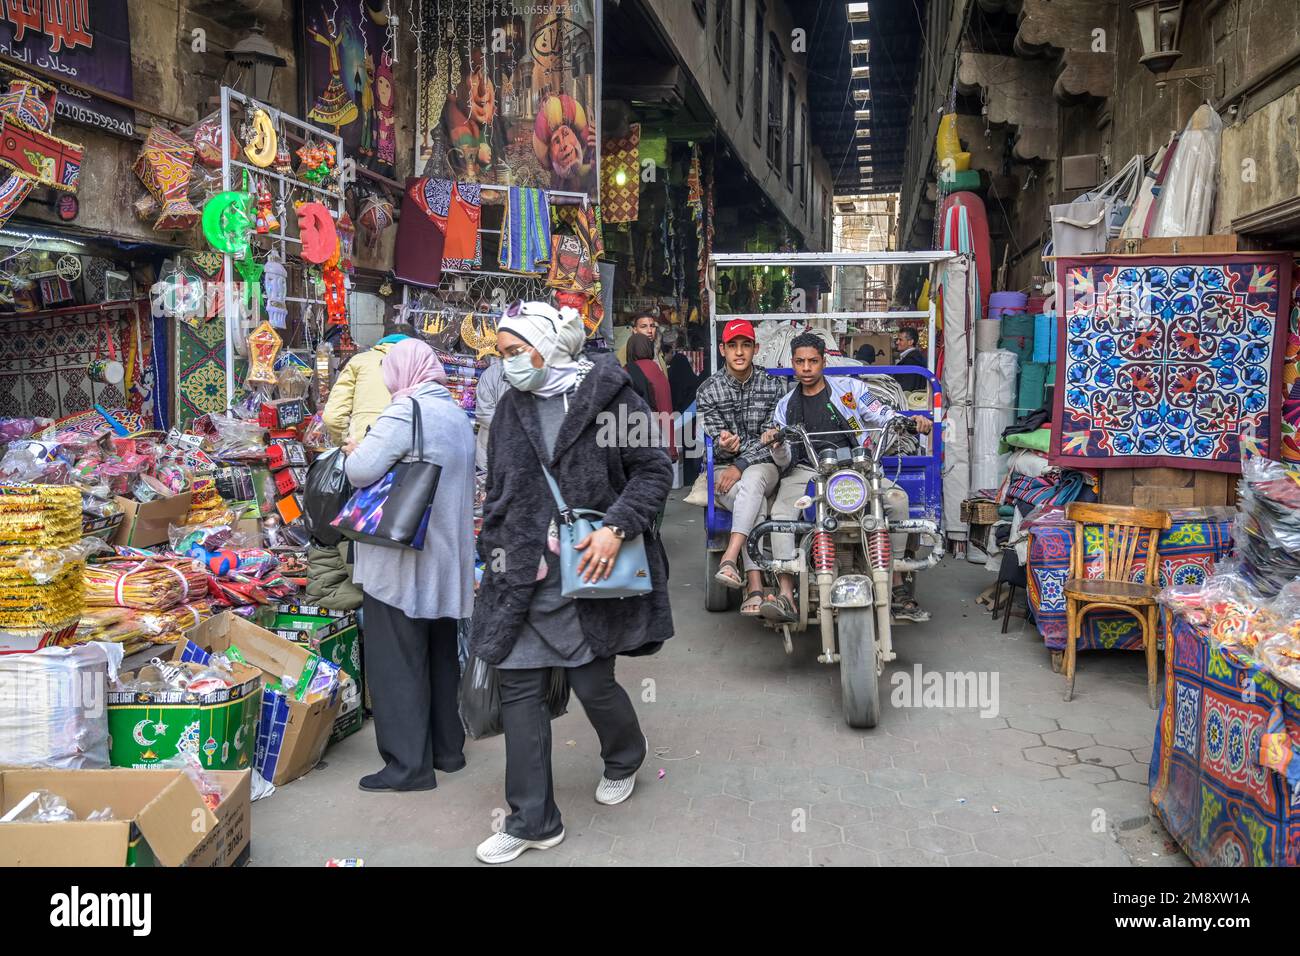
[344,381,476,620]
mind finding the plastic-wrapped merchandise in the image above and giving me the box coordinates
[208,413,267,461]
[301,413,332,452]
[276,365,309,400]
[971,349,1018,491]
[1151,105,1223,238]
[942,403,972,537]
[0,642,124,769]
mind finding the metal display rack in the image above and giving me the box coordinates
[706,251,958,377]
[218,85,346,407]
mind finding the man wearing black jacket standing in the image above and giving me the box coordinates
[893,327,928,393]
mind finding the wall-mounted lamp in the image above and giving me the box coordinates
[226,22,287,102]
[1131,0,1185,74]
[1130,0,1211,94]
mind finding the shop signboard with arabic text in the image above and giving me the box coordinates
[0,0,134,139]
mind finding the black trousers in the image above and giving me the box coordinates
[361,593,465,788]
[498,655,645,840]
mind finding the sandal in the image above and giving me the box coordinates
[760,593,799,624]
[892,586,931,623]
[740,591,764,616]
[713,558,744,589]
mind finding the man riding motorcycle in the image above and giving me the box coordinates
[697,319,790,617]
[759,332,932,624]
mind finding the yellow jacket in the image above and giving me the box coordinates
[323,341,396,444]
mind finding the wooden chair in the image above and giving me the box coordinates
[1063,502,1171,707]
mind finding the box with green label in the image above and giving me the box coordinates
[107,662,262,772]
[261,604,362,695]
[259,605,364,746]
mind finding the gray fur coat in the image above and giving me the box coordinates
[470,355,674,663]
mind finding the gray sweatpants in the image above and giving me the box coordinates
[715,462,780,572]
[770,465,909,562]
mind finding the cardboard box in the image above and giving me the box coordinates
[0,767,250,866]
[330,676,363,743]
[264,605,361,677]
[185,613,341,786]
[108,659,263,771]
[111,492,193,547]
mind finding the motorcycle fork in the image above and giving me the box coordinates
[866,472,895,667]
[813,485,838,664]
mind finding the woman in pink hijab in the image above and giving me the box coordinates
[342,335,476,793]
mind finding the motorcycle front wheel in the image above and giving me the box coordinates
[837,607,880,729]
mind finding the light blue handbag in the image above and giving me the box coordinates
[542,466,653,599]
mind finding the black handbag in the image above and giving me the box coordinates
[331,399,443,550]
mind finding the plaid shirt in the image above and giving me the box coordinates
[696,365,790,471]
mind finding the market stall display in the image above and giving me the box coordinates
[1026,506,1235,654]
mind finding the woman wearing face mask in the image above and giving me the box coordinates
[471,301,674,865]
[341,338,475,793]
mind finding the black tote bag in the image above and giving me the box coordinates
[331,399,443,550]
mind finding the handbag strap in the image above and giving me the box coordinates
[409,398,424,459]
[540,464,573,523]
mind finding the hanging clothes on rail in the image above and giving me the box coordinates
[498,186,551,274]
[394,176,447,288]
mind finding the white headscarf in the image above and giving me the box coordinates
[498,301,591,398]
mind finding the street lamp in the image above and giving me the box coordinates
[1131,0,1185,75]
[226,23,287,102]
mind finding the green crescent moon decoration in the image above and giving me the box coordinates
[201,190,253,256]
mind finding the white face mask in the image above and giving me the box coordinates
[504,352,547,391]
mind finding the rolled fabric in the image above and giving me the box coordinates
[975,319,1001,352]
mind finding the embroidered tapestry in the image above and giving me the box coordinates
[1051,255,1292,473]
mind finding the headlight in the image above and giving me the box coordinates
[825,470,868,514]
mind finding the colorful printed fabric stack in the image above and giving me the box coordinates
[0,484,84,642]
[1150,611,1300,867]
[1025,507,1234,652]
[1051,255,1292,472]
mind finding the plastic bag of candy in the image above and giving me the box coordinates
[300,413,333,452]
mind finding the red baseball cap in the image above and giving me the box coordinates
[722,319,756,343]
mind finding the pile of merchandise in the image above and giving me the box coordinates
[1159,456,1300,690]
[0,370,319,655]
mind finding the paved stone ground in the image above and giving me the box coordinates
[253,497,1189,866]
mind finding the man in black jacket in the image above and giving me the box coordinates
[892,327,928,393]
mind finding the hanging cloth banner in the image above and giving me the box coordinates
[415,1,598,195]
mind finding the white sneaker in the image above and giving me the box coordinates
[475,829,566,864]
[595,735,648,806]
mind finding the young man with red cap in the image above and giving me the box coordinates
[696,319,791,615]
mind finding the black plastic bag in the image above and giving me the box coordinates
[303,447,352,546]
[458,655,571,740]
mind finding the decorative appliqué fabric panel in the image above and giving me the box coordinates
[1051,256,1292,472]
